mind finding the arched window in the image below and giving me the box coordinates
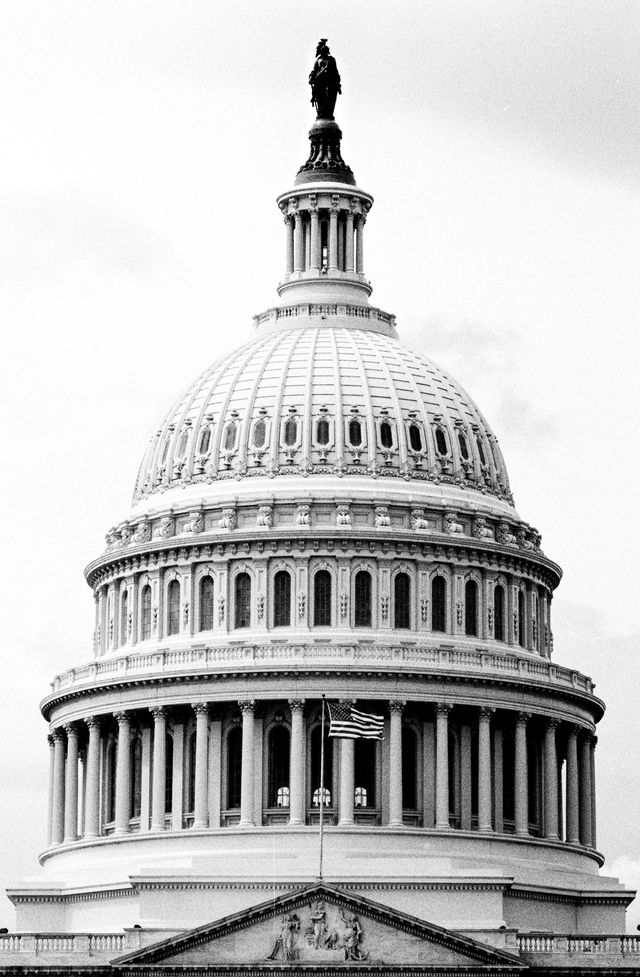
[235,573,251,629]
[199,576,214,632]
[518,590,526,647]
[402,727,417,810]
[274,571,291,627]
[354,739,376,807]
[141,585,152,641]
[165,732,173,815]
[349,418,362,446]
[284,417,297,446]
[354,570,372,627]
[380,421,393,448]
[253,418,266,448]
[310,724,332,807]
[435,427,448,455]
[494,584,505,642]
[120,590,128,646]
[105,739,117,823]
[224,421,237,452]
[198,426,212,455]
[476,437,487,465]
[314,570,332,627]
[268,726,290,807]
[175,430,188,459]
[465,580,478,637]
[409,424,423,452]
[316,417,330,445]
[167,580,180,636]
[226,726,242,809]
[394,573,411,629]
[458,432,469,460]
[431,576,446,632]
[186,731,196,814]
[130,737,142,819]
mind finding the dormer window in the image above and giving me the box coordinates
[160,435,171,465]
[435,427,448,455]
[409,424,423,452]
[175,430,189,460]
[253,418,266,448]
[198,427,212,455]
[349,419,362,446]
[476,436,487,465]
[458,432,469,460]
[380,421,393,448]
[224,420,237,452]
[284,417,297,446]
[317,418,330,445]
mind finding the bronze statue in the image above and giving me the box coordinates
[309,39,342,120]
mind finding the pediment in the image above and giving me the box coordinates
[116,883,522,971]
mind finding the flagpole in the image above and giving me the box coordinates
[318,695,326,881]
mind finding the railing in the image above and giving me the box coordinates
[252,303,397,331]
[0,933,125,955]
[49,643,595,697]
[518,935,640,955]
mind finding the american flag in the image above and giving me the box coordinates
[327,702,385,739]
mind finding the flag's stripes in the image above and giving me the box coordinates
[328,702,384,739]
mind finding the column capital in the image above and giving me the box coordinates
[546,717,560,730]
[48,733,55,747]
[436,702,451,716]
[288,698,305,713]
[239,699,255,715]
[566,723,579,739]
[114,711,130,726]
[51,728,64,743]
[389,700,406,716]
[479,707,495,720]
[63,722,78,738]
[515,711,531,726]
[150,706,166,720]
[85,715,101,730]
[192,702,210,718]
[591,734,598,748]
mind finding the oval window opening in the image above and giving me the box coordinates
[349,419,362,447]
[317,418,330,445]
[409,424,422,452]
[380,421,393,448]
[435,428,448,455]
[253,419,266,449]
[198,428,211,455]
[176,431,188,460]
[284,418,297,446]
[458,433,469,460]
[224,422,237,452]
[476,437,486,465]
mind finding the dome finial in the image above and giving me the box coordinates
[309,39,342,120]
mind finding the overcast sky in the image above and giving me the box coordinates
[0,0,638,931]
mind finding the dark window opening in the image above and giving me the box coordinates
[409,424,423,451]
[354,570,372,627]
[284,417,297,446]
[268,726,290,807]
[165,733,173,815]
[310,724,333,806]
[458,433,469,459]
[320,220,329,272]
[274,571,291,627]
[253,419,266,448]
[494,585,505,642]
[167,580,180,636]
[199,576,214,631]
[314,570,332,626]
[476,437,487,465]
[130,737,142,819]
[120,591,128,646]
[435,427,448,455]
[349,419,362,446]
[465,580,478,637]
[198,427,211,455]
[224,422,237,452]
[432,576,446,632]
[355,738,377,807]
[380,421,393,448]
[394,573,411,629]
[186,733,196,814]
[402,728,417,809]
[235,573,251,629]
[141,585,152,641]
[226,727,242,809]
[317,418,330,445]
[518,590,526,647]
[105,741,116,823]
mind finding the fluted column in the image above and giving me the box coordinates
[309,209,320,271]
[329,208,338,271]
[84,717,101,839]
[150,708,167,831]
[114,712,131,835]
[47,735,55,846]
[239,701,255,827]
[388,701,405,826]
[288,700,305,826]
[51,730,66,845]
[345,211,355,272]
[293,214,304,272]
[478,708,493,832]
[355,216,365,274]
[544,719,559,840]
[285,216,294,274]
[63,724,79,843]
[192,703,209,829]
[514,713,529,836]
[339,738,355,825]
[579,732,593,847]
[435,704,451,829]
[565,726,580,844]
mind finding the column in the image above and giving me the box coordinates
[114,711,131,835]
[493,726,504,833]
[355,216,365,274]
[309,209,320,271]
[544,719,559,840]
[150,708,166,831]
[422,720,435,828]
[565,726,580,844]
[51,731,66,845]
[208,715,222,829]
[478,708,493,832]
[435,704,450,829]
[514,713,529,836]
[293,214,304,272]
[63,724,79,843]
[192,703,209,829]
[339,739,355,825]
[388,701,405,826]
[460,723,472,830]
[140,725,152,832]
[345,211,355,272]
[84,717,101,839]
[47,736,55,846]
[328,208,339,271]
[590,736,597,849]
[288,700,305,826]
[579,732,593,847]
[171,723,184,831]
[285,216,294,274]
[239,701,255,827]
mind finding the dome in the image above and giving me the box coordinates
[133,311,512,507]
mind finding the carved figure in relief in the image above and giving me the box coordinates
[516,527,534,550]
[219,508,236,530]
[158,516,175,539]
[496,522,517,546]
[184,511,204,535]
[119,524,132,546]
[336,504,351,526]
[374,506,390,527]
[411,508,429,530]
[338,911,367,961]
[267,913,300,961]
[256,505,273,528]
[296,504,310,526]
[444,512,464,535]
[308,901,331,949]
[217,594,225,623]
[472,517,494,540]
[104,528,117,550]
[132,520,151,544]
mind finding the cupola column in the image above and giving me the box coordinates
[579,732,593,847]
[338,739,355,825]
[293,214,304,273]
[435,704,451,829]
[192,703,209,829]
[288,700,305,826]
[63,723,79,844]
[345,211,355,272]
[565,726,580,844]
[150,708,167,831]
[285,216,294,275]
[84,717,102,839]
[51,730,66,846]
[356,215,365,274]
[544,719,559,840]
[590,736,597,849]
[239,701,256,827]
[46,735,55,847]
[514,712,529,836]
[309,207,320,271]
[328,207,339,272]
[477,708,493,832]
[388,701,405,827]
[114,712,131,835]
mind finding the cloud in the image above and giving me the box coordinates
[608,857,640,932]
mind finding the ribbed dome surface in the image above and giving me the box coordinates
[133,323,512,505]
